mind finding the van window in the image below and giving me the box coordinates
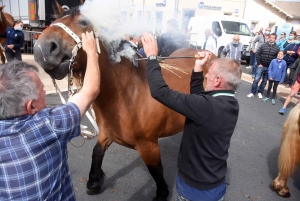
[212,21,222,37]
[221,21,252,36]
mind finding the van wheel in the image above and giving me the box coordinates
[218,47,225,58]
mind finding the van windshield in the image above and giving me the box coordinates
[221,21,252,36]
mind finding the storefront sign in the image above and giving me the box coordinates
[156,0,166,7]
[198,2,221,11]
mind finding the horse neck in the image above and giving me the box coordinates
[0,11,5,30]
[96,41,147,95]
[0,12,13,29]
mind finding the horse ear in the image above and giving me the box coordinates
[80,0,85,5]
[52,0,65,18]
[0,5,5,12]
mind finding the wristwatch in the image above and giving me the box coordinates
[148,55,158,61]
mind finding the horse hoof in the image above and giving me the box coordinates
[271,180,283,191]
[86,187,102,195]
[278,191,291,198]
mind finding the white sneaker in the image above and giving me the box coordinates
[247,93,254,98]
[258,93,263,98]
[246,66,252,69]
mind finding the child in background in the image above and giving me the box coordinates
[262,51,286,104]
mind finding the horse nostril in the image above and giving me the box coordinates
[50,41,58,54]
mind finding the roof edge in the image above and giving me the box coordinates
[264,0,293,18]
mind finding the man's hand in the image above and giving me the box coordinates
[7,44,14,49]
[82,32,97,57]
[141,33,158,58]
[258,64,263,67]
[269,78,273,80]
[194,51,211,72]
[253,49,256,53]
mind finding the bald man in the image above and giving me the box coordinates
[222,34,244,63]
[202,29,217,55]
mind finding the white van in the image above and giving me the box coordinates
[188,15,253,63]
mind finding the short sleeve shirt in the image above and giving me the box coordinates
[0,103,81,201]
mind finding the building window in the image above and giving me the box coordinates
[146,11,151,23]
[182,10,195,31]
[121,11,127,23]
[269,23,275,30]
[138,11,142,19]
[251,22,257,31]
[155,11,163,34]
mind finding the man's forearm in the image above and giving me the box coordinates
[81,54,100,100]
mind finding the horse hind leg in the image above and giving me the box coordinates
[86,132,112,195]
[137,141,169,201]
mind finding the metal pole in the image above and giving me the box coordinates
[9,0,11,15]
[18,0,20,20]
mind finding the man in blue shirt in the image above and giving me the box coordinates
[0,32,100,200]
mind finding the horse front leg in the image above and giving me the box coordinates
[137,141,169,201]
[272,173,291,198]
[86,131,112,195]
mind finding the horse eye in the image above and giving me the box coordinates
[79,20,88,26]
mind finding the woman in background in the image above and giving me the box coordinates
[0,20,24,62]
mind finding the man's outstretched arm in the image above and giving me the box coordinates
[69,32,100,120]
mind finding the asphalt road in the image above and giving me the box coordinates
[45,66,300,201]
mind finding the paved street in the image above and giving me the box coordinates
[37,55,300,201]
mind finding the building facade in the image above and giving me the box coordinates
[121,0,299,35]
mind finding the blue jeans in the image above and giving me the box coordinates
[249,51,256,66]
[251,57,257,78]
[251,66,269,95]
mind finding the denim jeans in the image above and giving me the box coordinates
[251,66,269,95]
[176,195,224,201]
[251,55,257,78]
[249,51,256,66]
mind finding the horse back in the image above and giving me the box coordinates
[94,48,215,147]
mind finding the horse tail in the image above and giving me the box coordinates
[278,102,300,178]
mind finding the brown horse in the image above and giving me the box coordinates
[272,102,300,198]
[0,6,14,64]
[33,7,216,201]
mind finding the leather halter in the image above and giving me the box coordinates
[50,21,101,138]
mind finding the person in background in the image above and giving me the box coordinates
[279,55,300,115]
[278,31,297,50]
[0,20,24,62]
[262,51,286,104]
[157,19,187,57]
[247,33,280,99]
[202,29,217,55]
[276,32,286,46]
[283,35,300,87]
[222,34,243,63]
[246,32,259,69]
[0,32,100,200]
[142,32,241,201]
[250,27,271,78]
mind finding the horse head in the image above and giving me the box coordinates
[34,7,94,80]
